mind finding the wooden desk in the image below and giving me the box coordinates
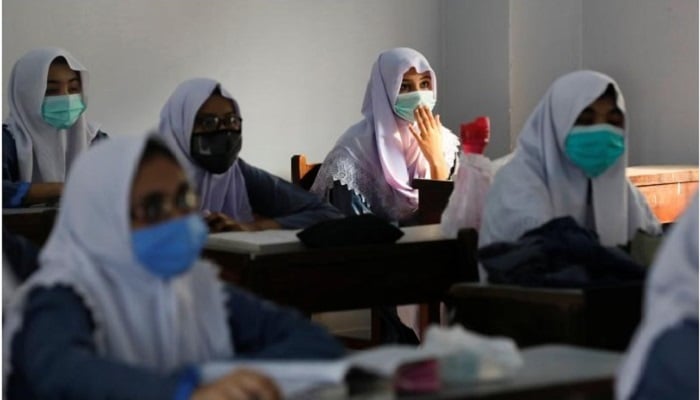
[626,165,698,223]
[203,225,478,319]
[413,179,454,225]
[400,345,620,400]
[447,282,643,351]
[3,207,58,247]
[413,165,699,225]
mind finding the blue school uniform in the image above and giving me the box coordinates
[7,285,344,400]
[2,125,108,207]
[238,158,343,228]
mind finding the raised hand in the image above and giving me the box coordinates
[408,105,449,180]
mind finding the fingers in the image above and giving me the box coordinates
[225,370,281,400]
[413,105,437,136]
[205,212,240,233]
[420,105,437,129]
[414,107,428,138]
[193,370,281,400]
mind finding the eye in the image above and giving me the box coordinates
[68,84,81,94]
[224,114,242,130]
[399,83,410,93]
[140,193,167,223]
[607,110,625,128]
[45,87,60,96]
[420,80,431,89]
[196,116,219,132]
[175,186,198,211]
[574,109,595,126]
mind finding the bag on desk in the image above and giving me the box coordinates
[440,152,493,237]
[297,214,403,248]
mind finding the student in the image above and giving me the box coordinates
[3,135,345,400]
[158,78,343,233]
[616,194,698,400]
[3,47,106,208]
[310,47,460,224]
[479,70,660,251]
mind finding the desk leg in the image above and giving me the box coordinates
[419,302,442,339]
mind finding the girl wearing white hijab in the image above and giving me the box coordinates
[310,47,460,223]
[616,193,698,400]
[479,70,660,256]
[2,47,106,208]
[3,135,343,400]
[158,78,343,233]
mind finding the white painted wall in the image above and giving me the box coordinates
[439,0,697,165]
[440,0,512,158]
[509,0,582,148]
[582,0,698,165]
[2,0,442,178]
[4,0,696,170]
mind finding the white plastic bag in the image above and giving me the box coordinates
[420,324,523,384]
[440,152,493,237]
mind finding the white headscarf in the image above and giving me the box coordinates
[480,70,660,248]
[311,48,459,221]
[158,78,254,223]
[4,47,101,182]
[3,135,233,378]
[616,193,698,400]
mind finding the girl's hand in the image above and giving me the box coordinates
[204,212,281,232]
[408,105,449,180]
[191,369,281,400]
[204,212,251,233]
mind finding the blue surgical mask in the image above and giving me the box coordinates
[393,90,436,122]
[132,214,209,279]
[41,94,86,129]
[564,124,625,178]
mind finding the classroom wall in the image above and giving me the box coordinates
[582,0,698,166]
[441,0,698,164]
[440,0,512,159]
[2,0,442,178]
[4,0,697,171]
[509,0,583,149]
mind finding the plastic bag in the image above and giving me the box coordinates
[420,324,523,385]
[440,152,493,237]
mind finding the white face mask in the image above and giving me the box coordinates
[393,90,436,122]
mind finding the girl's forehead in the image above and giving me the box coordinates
[402,68,431,79]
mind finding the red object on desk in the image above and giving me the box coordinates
[394,359,441,394]
[460,116,490,154]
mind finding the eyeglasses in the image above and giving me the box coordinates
[130,183,199,224]
[194,113,242,132]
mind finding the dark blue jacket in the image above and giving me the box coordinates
[238,158,343,228]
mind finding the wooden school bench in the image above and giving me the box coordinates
[447,282,644,351]
[626,165,698,224]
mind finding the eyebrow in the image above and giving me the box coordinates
[196,112,236,119]
[139,181,189,201]
[46,78,80,84]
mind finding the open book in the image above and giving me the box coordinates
[200,345,441,399]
